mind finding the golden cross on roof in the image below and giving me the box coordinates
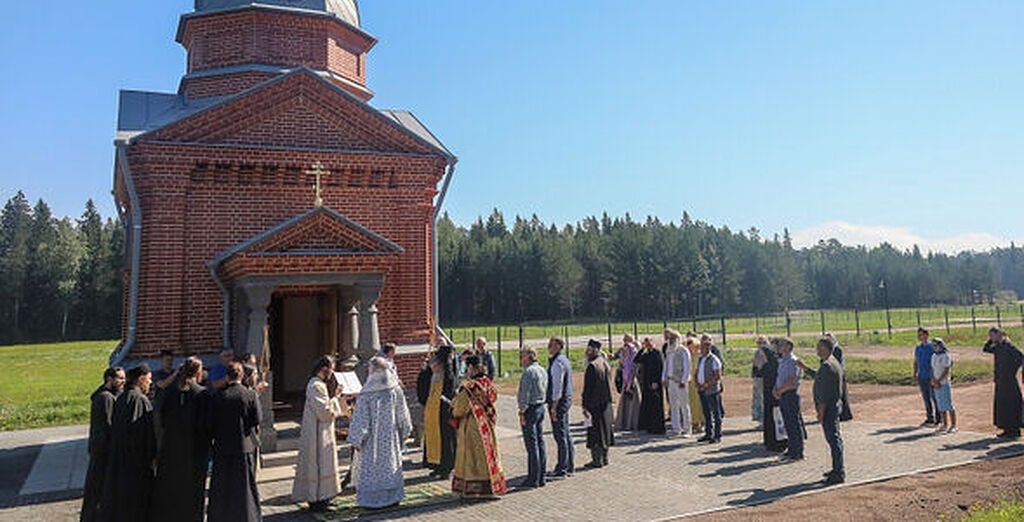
[306,162,327,207]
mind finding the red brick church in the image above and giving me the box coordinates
[111,0,455,446]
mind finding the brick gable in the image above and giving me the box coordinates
[143,70,438,156]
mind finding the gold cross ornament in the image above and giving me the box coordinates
[306,162,327,206]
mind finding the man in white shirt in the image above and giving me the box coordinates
[661,329,692,437]
[696,340,723,444]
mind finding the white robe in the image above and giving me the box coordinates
[347,370,413,508]
[291,377,343,503]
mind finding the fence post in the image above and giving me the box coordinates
[855,308,861,336]
[917,310,922,327]
[886,308,893,338]
[495,325,503,374]
[691,317,697,334]
[997,306,1002,328]
[1019,304,1024,334]
[607,321,612,349]
[633,321,638,339]
[720,316,727,346]
[755,314,760,335]
[820,310,826,335]
[663,319,668,330]
[972,307,977,332]
[518,324,523,350]
[472,329,476,347]
[945,309,950,335]
[785,310,792,338]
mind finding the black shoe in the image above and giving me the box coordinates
[697,436,711,442]
[709,438,721,444]
[546,472,568,480]
[584,461,602,469]
[824,473,845,485]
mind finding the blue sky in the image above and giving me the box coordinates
[1,1,1022,251]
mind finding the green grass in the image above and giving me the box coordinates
[489,344,992,387]
[445,303,1024,346]
[0,340,116,431]
[960,499,1024,522]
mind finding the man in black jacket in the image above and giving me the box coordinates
[208,362,262,522]
[80,366,124,522]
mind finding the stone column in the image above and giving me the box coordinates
[241,283,276,451]
[355,284,382,382]
[339,288,360,371]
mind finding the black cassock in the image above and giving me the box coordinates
[152,381,210,522]
[208,382,262,522]
[416,365,432,467]
[81,385,117,522]
[635,349,665,435]
[983,340,1023,431]
[583,356,615,457]
[760,347,787,452]
[100,386,156,522]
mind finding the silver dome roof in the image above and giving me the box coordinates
[195,0,360,27]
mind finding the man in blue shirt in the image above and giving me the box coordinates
[913,328,939,426]
[546,337,574,478]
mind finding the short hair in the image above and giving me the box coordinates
[700,333,713,342]
[465,355,481,367]
[587,339,602,349]
[103,366,124,381]
[817,336,836,352]
[756,335,768,344]
[127,364,151,385]
[226,361,244,381]
[520,346,538,362]
[476,336,487,345]
[180,356,203,380]
[918,327,929,336]
[309,355,335,379]
[990,327,1005,336]
[159,349,173,358]
[550,337,565,350]
[381,343,396,356]
[776,337,794,349]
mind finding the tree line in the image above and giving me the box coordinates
[2,192,1021,344]
[437,209,1024,325]
[0,192,124,345]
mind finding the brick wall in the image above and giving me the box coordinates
[179,9,373,99]
[119,71,447,358]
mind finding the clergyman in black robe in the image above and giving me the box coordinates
[983,328,1023,438]
[80,367,124,522]
[152,357,210,522]
[100,364,156,522]
[583,340,614,467]
[428,346,457,478]
[208,362,262,522]
[636,340,666,435]
[761,343,787,453]
[416,353,433,467]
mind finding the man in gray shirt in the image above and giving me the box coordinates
[811,337,845,484]
[517,347,548,489]
[772,337,804,462]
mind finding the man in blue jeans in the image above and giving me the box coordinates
[517,347,548,489]
[914,328,938,426]
[547,337,574,479]
[773,338,805,462]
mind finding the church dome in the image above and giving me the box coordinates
[195,0,360,27]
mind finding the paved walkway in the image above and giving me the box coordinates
[3,394,1023,521]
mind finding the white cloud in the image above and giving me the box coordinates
[790,221,1020,254]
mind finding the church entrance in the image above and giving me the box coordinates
[268,288,340,404]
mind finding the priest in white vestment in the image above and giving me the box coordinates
[348,357,413,508]
[292,356,344,511]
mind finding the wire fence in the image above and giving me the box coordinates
[443,303,1024,377]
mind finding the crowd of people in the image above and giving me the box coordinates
[81,352,264,522]
[80,325,1024,519]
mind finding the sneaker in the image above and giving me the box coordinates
[947,426,959,434]
[935,425,948,434]
[696,436,711,443]
[824,474,845,485]
[680,432,691,439]
[920,420,935,427]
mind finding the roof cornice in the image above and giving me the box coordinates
[176,4,377,48]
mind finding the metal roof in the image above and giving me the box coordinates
[195,0,360,27]
[115,68,455,161]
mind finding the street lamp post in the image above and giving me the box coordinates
[879,279,892,338]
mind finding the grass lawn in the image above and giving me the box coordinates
[0,340,116,431]
[960,499,1024,521]
[490,345,993,387]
